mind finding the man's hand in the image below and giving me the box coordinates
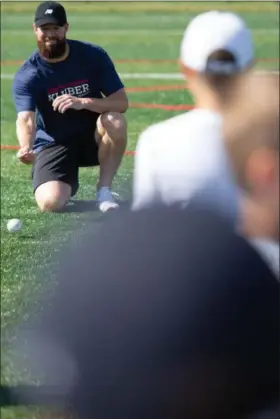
[17,146,35,165]
[52,95,83,114]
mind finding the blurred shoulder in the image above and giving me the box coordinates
[13,52,40,85]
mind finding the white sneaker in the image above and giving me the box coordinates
[96,187,120,213]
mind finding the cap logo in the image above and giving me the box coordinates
[45,9,53,14]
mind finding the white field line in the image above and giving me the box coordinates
[2,28,279,36]
[1,71,279,81]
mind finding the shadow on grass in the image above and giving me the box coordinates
[58,200,98,213]
[57,199,131,213]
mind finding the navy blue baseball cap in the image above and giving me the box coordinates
[34,1,67,27]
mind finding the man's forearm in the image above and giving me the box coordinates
[81,96,128,114]
[16,115,36,149]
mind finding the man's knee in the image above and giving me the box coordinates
[37,197,65,213]
[35,181,71,212]
[97,112,127,140]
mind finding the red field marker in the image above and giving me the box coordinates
[1,145,19,150]
[126,84,186,92]
[0,144,136,155]
[129,102,193,111]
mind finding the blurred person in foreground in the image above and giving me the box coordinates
[132,11,255,221]
[223,73,279,278]
[11,206,279,419]
[12,1,128,213]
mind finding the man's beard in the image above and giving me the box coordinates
[37,37,67,59]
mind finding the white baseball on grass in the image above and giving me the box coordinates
[7,219,23,233]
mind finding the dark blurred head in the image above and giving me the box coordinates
[17,207,279,419]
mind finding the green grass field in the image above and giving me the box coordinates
[1,1,279,417]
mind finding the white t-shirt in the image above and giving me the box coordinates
[132,109,239,221]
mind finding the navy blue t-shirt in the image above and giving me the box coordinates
[12,40,124,151]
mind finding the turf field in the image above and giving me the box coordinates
[1,1,279,417]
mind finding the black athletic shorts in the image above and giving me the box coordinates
[32,132,99,197]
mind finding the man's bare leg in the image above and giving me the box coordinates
[95,112,127,211]
[35,181,71,212]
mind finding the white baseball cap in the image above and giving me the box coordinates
[180,11,254,74]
